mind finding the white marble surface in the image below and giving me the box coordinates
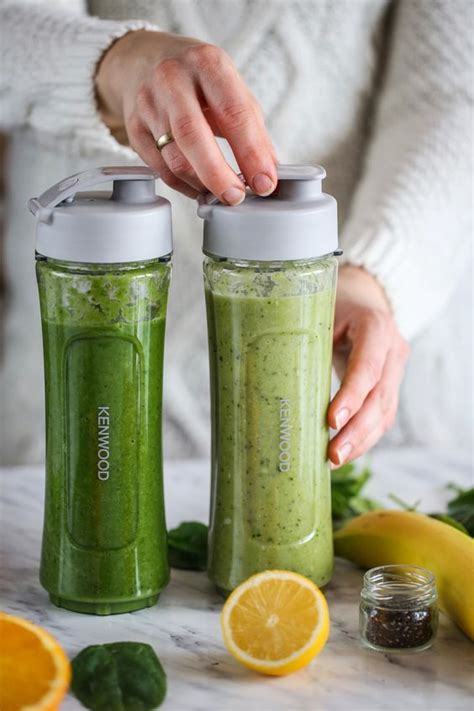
[1,447,473,710]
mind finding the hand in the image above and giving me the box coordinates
[96,30,277,203]
[327,266,410,466]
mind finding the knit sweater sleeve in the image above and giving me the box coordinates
[0,0,159,156]
[340,0,473,340]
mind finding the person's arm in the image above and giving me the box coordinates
[328,0,472,464]
[0,1,158,155]
[340,0,472,338]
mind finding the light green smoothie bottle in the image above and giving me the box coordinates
[199,166,339,594]
[29,167,172,614]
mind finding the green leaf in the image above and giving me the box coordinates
[388,493,421,511]
[330,463,356,483]
[71,643,166,711]
[429,513,470,535]
[331,488,351,519]
[348,495,380,515]
[331,463,380,522]
[446,482,464,496]
[168,521,208,570]
[350,468,372,497]
[446,486,474,536]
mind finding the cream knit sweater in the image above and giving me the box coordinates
[0,0,472,463]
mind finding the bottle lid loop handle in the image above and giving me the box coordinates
[28,166,160,216]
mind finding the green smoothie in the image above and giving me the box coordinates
[204,257,337,593]
[36,257,170,614]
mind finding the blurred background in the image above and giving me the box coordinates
[0,0,472,466]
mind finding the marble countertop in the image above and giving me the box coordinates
[1,447,473,710]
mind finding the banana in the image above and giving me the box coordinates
[333,510,474,640]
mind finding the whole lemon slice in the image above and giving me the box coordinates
[0,612,71,711]
[221,570,330,675]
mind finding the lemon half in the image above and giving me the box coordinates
[221,570,330,676]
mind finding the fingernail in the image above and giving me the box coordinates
[336,442,353,465]
[252,173,275,196]
[222,187,246,206]
[335,407,350,430]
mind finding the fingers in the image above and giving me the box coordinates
[159,141,204,193]
[328,310,392,432]
[126,112,200,199]
[150,59,247,204]
[169,98,246,204]
[196,48,277,194]
[328,341,409,466]
[126,42,276,202]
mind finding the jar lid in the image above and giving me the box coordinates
[28,167,173,263]
[197,165,338,261]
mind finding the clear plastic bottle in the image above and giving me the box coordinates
[199,165,339,594]
[30,168,172,614]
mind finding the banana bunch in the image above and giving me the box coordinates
[334,510,474,640]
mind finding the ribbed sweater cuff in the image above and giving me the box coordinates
[33,16,160,157]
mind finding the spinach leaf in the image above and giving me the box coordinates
[446,486,474,536]
[331,464,380,523]
[429,513,470,535]
[427,486,474,537]
[330,463,356,483]
[168,521,208,570]
[348,495,380,516]
[388,493,421,511]
[71,642,166,711]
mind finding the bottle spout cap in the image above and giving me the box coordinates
[196,192,220,220]
[273,165,326,201]
[111,178,157,203]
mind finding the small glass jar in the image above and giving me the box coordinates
[360,565,438,653]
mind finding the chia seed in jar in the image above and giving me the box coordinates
[360,565,438,652]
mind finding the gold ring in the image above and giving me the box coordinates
[156,131,175,152]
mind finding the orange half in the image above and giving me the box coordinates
[0,612,71,711]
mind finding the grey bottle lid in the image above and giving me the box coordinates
[29,167,172,263]
[198,164,337,261]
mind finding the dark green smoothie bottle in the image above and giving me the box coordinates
[29,167,172,614]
